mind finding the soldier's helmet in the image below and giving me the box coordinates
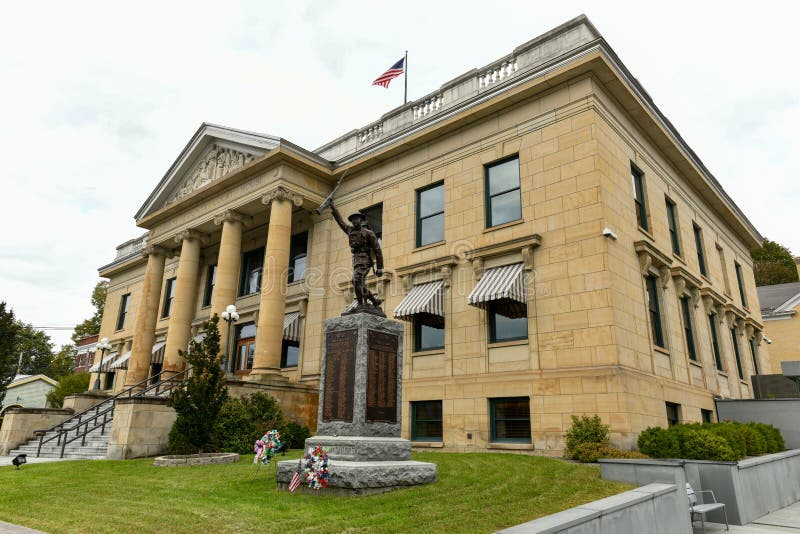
[347,211,367,223]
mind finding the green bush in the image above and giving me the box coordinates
[705,423,747,460]
[739,424,766,457]
[564,415,610,458]
[569,442,650,463]
[281,420,312,450]
[748,423,785,453]
[637,427,681,458]
[46,373,91,408]
[682,428,737,461]
[213,392,285,454]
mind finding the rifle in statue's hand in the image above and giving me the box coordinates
[315,170,348,215]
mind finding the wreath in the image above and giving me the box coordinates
[301,445,330,490]
[253,430,282,465]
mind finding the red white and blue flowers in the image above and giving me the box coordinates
[253,430,282,465]
[300,445,330,490]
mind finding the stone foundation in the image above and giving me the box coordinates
[0,407,73,455]
[153,452,239,466]
[62,391,110,413]
[107,397,176,459]
[227,378,318,432]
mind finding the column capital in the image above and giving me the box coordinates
[142,244,172,258]
[213,209,251,227]
[261,186,304,207]
[173,229,207,245]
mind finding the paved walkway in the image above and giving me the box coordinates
[0,522,46,534]
[694,501,800,533]
[0,455,79,467]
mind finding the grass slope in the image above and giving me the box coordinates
[0,451,630,533]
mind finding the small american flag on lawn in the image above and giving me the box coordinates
[372,57,405,88]
[288,470,303,494]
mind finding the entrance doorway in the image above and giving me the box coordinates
[234,323,256,377]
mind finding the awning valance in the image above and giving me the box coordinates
[283,312,301,342]
[109,351,132,370]
[393,280,444,327]
[150,341,167,364]
[467,262,527,318]
[89,352,119,373]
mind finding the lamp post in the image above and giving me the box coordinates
[93,337,113,390]
[220,304,239,373]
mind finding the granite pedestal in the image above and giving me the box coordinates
[277,312,437,495]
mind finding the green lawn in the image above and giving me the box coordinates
[0,451,631,533]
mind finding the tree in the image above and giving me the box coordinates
[14,323,55,376]
[49,345,77,380]
[752,238,799,287]
[0,302,19,406]
[71,280,108,343]
[167,314,228,454]
[46,372,90,408]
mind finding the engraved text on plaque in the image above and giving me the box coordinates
[366,330,398,423]
[323,329,357,422]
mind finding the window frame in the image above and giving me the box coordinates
[701,408,714,424]
[731,327,744,380]
[411,400,443,442]
[202,264,217,308]
[116,293,131,331]
[632,165,649,232]
[161,278,176,318]
[488,302,528,343]
[361,203,383,243]
[645,275,666,349]
[485,156,522,228]
[749,337,760,375]
[413,317,445,352]
[680,296,697,361]
[489,397,531,443]
[709,314,724,371]
[665,197,681,256]
[665,402,681,427]
[239,247,265,296]
[734,262,748,308]
[289,232,308,283]
[415,181,445,247]
[280,339,300,368]
[693,224,707,277]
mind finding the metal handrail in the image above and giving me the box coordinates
[36,368,191,457]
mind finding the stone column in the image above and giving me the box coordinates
[211,211,247,360]
[125,246,169,387]
[251,187,303,380]
[163,230,203,374]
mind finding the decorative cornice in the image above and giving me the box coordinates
[261,186,304,207]
[213,209,251,227]
[173,229,207,244]
[142,245,172,258]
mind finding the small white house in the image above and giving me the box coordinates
[1,375,58,413]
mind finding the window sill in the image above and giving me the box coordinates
[700,274,712,285]
[288,279,306,286]
[739,379,748,386]
[412,441,444,448]
[653,346,670,356]
[413,240,445,253]
[689,360,703,369]
[672,253,686,265]
[483,219,524,234]
[638,227,655,241]
[200,305,211,310]
[488,442,533,450]
[717,370,728,378]
[488,339,529,349]
[412,348,445,357]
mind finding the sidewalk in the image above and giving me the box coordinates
[694,500,800,533]
[0,522,46,534]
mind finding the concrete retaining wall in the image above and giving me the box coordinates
[496,483,690,534]
[107,397,176,459]
[0,407,73,455]
[715,398,800,449]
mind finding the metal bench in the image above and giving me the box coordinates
[687,483,728,533]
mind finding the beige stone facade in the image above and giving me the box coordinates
[91,16,766,454]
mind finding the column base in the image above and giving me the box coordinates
[244,370,290,386]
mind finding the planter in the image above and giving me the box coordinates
[153,452,240,467]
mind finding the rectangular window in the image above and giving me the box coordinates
[489,302,528,343]
[413,318,445,352]
[362,203,383,244]
[709,315,724,370]
[731,327,744,380]
[735,262,748,308]
[416,182,445,247]
[716,244,732,295]
[693,224,707,277]
[116,293,130,330]
[645,275,665,348]
[665,402,680,427]
[281,340,299,368]
[239,247,265,296]
[632,165,649,231]
[411,400,443,441]
[202,264,217,307]
[161,278,176,318]
[749,338,760,375]
[490,397,531,443]
[289,232,308,283]
[233,323,257,374]
[665,198,681,256]
[485,157,522,227]
[701,409,714,424]
[680,296,697,361]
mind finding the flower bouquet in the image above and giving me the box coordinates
[253,429,282,465]
[300,445,330,490]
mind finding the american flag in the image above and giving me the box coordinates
[288,470,303,494]
[372,57,405,88]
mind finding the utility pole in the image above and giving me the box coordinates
[16,351,23,376]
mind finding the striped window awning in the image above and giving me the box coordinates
[393,280,445,328]
[467,262,527,319]
[150,341,167,364]
[283,312,301,342]
[89,352,119,373]
[109,351,132,370]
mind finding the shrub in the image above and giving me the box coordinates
[748,423,785,453]
[569,442,650,463]
[565,415,610,458]
[46,372,91,408]
[739,424,766,457]
[637,427,681,458]
[681,429,737,462]
[281,420,312,450]
[705,423,747,460]
[213,392,285,454]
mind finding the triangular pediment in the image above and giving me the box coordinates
[136,123,281,221]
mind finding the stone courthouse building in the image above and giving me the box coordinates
[92,15,767,454]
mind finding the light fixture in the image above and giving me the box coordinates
[221,304,239,373]
[93,337,113,391]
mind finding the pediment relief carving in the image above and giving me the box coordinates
[167,144,258,205]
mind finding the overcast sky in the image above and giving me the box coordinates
[1,1,798,349]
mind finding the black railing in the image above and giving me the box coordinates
[35,368,190,458]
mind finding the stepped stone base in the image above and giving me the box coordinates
[300,435,411,461]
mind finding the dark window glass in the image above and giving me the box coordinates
[289,232,308,283]
[490,397,531,443]
[239,248,264,296]
[233,323,256,373]
[646,275,665,348]
[161,278,176,318]
[237,323,257,339]
[666,402,680,427]
[701,409,714,424]
[411,400,443,441]
[362,203,383,243]
[202,264,217,307]
[666,198,681,256]
[749,338,760,375]
[414,318,445,352]
[489,302,528,342]
[731,328,744,380]
[281,340,300,368]
[416,183,445,246]
[486,157,522,227]
[709,315,723,370]
[116,293,130,330]
[693,224,707,276]
[681,297,697,361]
[632,166,649,231]
[735,263,747,307]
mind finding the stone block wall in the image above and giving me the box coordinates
[0,407,73,455]
[107,397,176,460]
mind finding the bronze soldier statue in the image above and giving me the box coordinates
[329,201,385,314]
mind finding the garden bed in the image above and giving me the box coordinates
[153,452,239,467]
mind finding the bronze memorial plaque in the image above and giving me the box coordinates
[366,330,398,423]
[323,329,357,422]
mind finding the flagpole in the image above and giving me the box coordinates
[404,50,408,105]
